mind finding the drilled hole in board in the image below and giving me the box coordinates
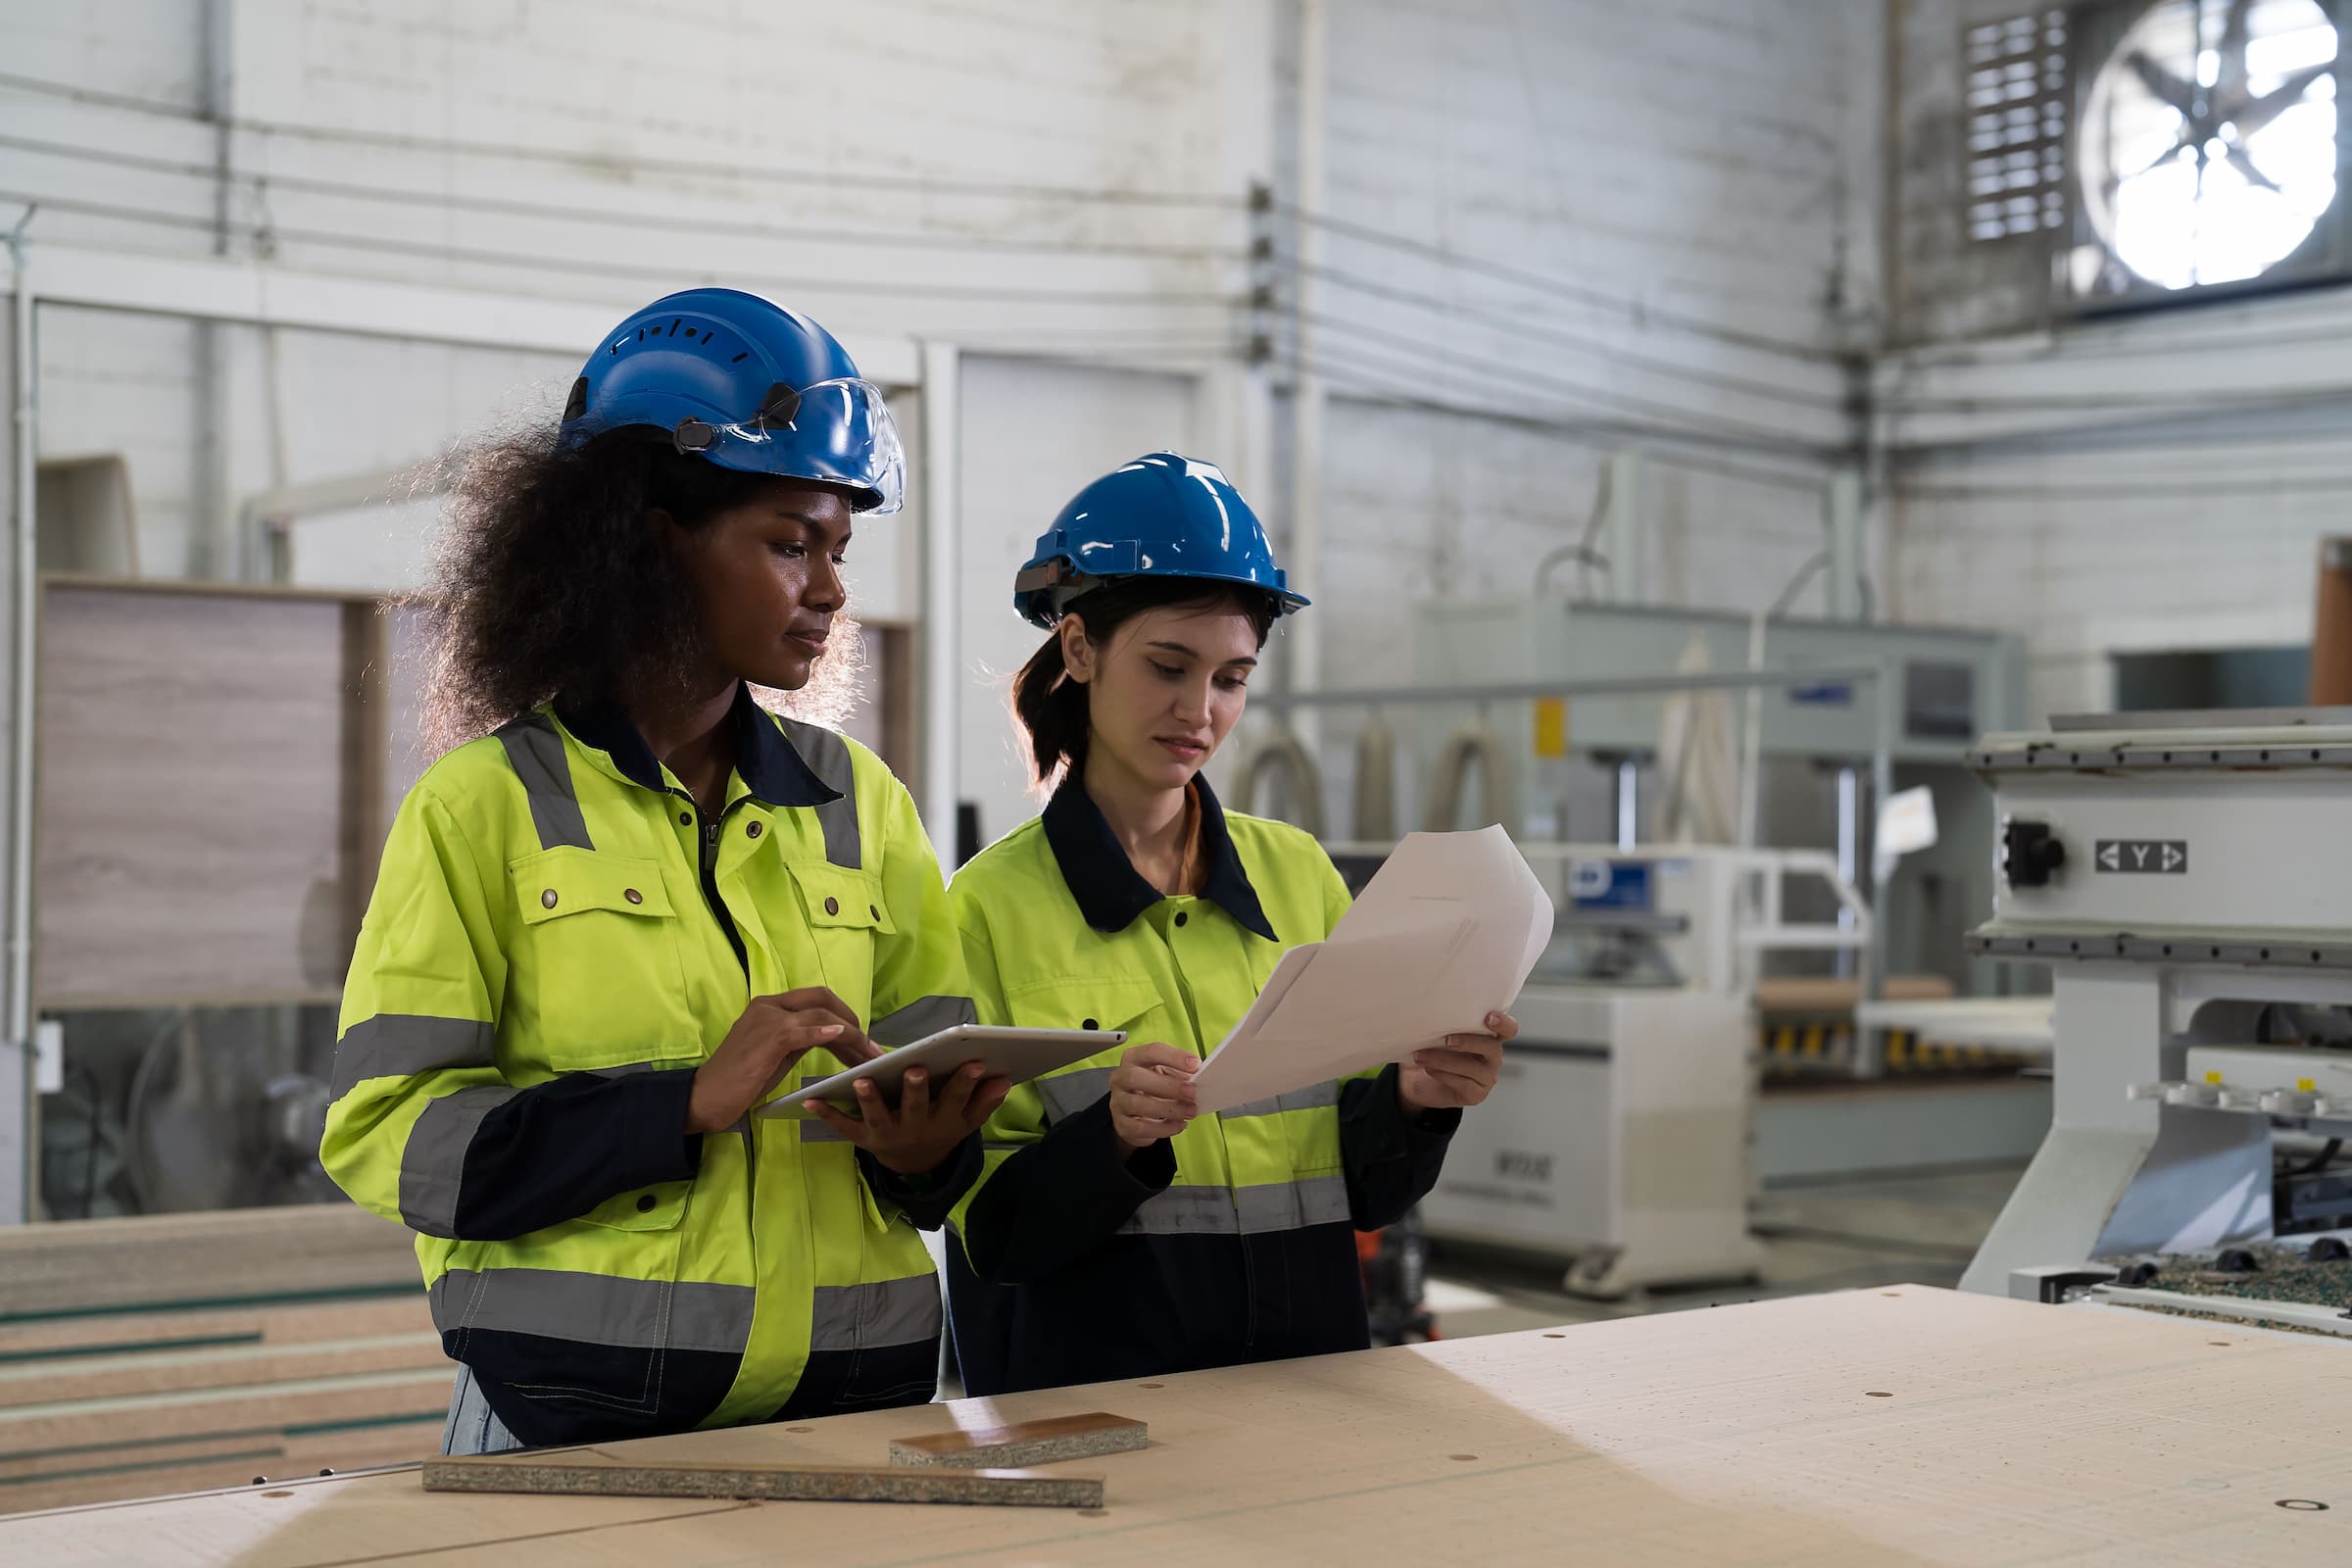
[263,1491,293,1498]
[1865,1392,1894,1398]
[1543,1332,1567,1339]
[1078,1508,1110,1518]
[1139,1382,1164,1390]
[2277,1499,2329,1511]
[1449,1453,1479,1462]
[786,1425,814,1434]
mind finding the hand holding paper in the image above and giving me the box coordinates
[1187,826,1552,1115]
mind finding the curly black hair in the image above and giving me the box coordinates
[412,424,860,756]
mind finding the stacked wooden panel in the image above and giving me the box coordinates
[0,1205,445,1515]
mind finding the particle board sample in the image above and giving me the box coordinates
[888,1410,1146,1469]
[11,1288,2352,1566]
[421,1450,1102,1508]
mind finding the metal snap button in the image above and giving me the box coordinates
[678,810,692,825]
[823,896,840,916]
[747,821,764,840]
[541,889,558,909]
[1174,911,1189,927]
[624,888,644,906]
[869,905,880,920]
[1082,1018,1098,1031]
[636,1193,657,1213]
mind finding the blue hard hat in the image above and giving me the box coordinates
[1013,453,1308,628]
[559,287,905,514]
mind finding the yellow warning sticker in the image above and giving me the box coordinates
[1534,698,1568,759]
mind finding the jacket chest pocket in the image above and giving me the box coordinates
[509,849,700,1071]
[1004,976,1167,1127]
[783,860,893,1026]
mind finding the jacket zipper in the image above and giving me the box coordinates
[682,793,750,976]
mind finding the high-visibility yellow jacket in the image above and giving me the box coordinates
[322,686,974,1446]
[944,775,1457,1396]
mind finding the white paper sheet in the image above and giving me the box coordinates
[1188,825,1554,1114]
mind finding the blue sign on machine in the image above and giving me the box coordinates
[1569,860,1652,910]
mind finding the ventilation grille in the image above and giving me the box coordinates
[1964,8,2071,241]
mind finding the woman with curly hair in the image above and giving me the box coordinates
[321,289,1004,1454]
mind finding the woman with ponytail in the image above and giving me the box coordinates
[941,453,1515,1396]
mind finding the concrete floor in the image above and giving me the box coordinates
[1425,1164,2023,1339]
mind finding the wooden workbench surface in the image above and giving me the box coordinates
[6,1285,2349,1566]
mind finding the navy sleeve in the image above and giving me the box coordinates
[960,1095,1176,1284]
[1340,1064,1459,1231]
[858,1131,985,1232]
[445,1067,704,1241]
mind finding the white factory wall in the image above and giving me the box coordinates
[1285,0,1876,832]
[5,0,1886,844]
[1886,0,2352,721]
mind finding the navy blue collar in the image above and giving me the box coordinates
[555,684,840,809]
[1042,773,1277,942]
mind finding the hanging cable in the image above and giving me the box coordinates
[0,187,1244,310]
[1275,200,1836,364]
[1238,730,1327,838]
[1351,715,1398,843]
[1297,307,1834,452]
[1298,260,1852,412]
[0,70,1247,211]
[1423,719,1516,833]
[1286,351,1833,490]
[1286,338,1839,467]
[0,130,1250,263]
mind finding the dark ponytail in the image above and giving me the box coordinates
[1010,576,1281,790]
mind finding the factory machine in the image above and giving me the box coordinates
[1963,710,2352,1333]
[1411,843,1870,1299]
[1410,599,2029,1041]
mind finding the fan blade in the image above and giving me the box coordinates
[2218,0,2255,103]
[2130,131,2197,179]
[2227,144,2283,191]
[2235,63,2335,139]
[2127,48,2203,118]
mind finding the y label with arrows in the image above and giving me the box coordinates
[2094,840,2187,874]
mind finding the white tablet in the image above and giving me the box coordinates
[758,1024,1126,1119]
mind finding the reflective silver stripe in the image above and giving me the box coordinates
[496,712,594,852]
[331,1013,495,1100]
[1035,1065,1116,1122]
[871,994,978,1048]
[429,1267,755,1355]
[808,1275,942,1352]
[398,1084,518,1238]
[1115,1175,1352,1238]
[800,1118,847,1143]
[1219,1080,1342,1121]
[780,718,861,868]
